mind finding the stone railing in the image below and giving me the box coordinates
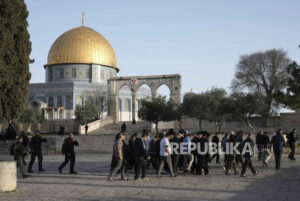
[79,116,114,135]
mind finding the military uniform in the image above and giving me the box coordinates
[28,135,47,172]
[58,137,79,173]
[14,142,28,177]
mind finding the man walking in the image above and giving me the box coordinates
[287,128,296,161]
[241,133,258,177]
[261,131,271,167]
[271,129,286,171]
[109,132,127,181]
[14,136,29,178]
[211,133,220,164]
[133,133,149,181]
[20,131,29,165]
[58,133,79,174]
[182,132,194,173]
[256,131,264,161]
[170,131,182,175]
[235,131,244,168]
[28,130,47,173]
[158,133,174,177]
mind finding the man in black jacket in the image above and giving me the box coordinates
[256,131,263,161]
[287,128,296,161]
[20,131,29,165]
[241,133,258,177]
[261,132,271,167]
[58,133,79,174]
[271,129,286,170]
[133,133,149,180]
[28,130,47,173]
[210,133,220,164]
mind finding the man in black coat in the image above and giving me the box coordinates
[241,133,258,177]
[225,132,238,175]
[58,133,79,174]
[287,128,296,161]
[261,132,271,167]
[133,133,149,180]
[256,131,264,161]
[197,132,209,175]
[170,131,182,175]
[28,130,47,173]
[210,133,220,164]
[20,131,29,165]
[271,129,286,170]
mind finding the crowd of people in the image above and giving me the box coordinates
[5,123,297,181]
[109,127,297,181]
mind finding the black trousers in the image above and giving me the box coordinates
[274,150,282,170]
[235,154,244,168]
[134,157,147,179]
[147,153,157,169]
[288,143,295,159]
[172,154,180,174]
[59,153,76,172]
[211,153,220,163]
[197,155,209,174]
[28,150,43,170]
[241,156,256,175]
[225,155,237,174]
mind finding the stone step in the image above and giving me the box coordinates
[89,121,152,135]
[0,141,13,155]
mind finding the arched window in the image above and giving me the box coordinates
[57,96,63,107]
[125,99,131,111]
[119,98,122,111]
[66,96,72,109]
[48,97,53,107]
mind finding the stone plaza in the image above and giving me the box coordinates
[0,153,299,201]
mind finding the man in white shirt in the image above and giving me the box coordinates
[157,133,174,177]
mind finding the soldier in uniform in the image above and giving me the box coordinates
[58,133,79,174]
[14,136,29,178]
[20,131,29,165]
[28,130,47,173]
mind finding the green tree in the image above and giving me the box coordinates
[230,92,268,133]
[84,89,107,119]
[204,88,233,133]
[231,49,291,115]
[275,61,300,110]
[0,0,31,122]
[181,92,209,130]
[75,102,99,124]
[138,96,178,134]
[18,106,43,133]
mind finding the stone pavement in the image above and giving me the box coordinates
[0,154,299,201]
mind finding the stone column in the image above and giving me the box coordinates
[132,92,136,122]
[58,109,60,119]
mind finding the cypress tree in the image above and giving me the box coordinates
[0,0,31,122]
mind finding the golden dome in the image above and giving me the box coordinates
[45,26,118,71]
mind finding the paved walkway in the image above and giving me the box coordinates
[0,154,299,201]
